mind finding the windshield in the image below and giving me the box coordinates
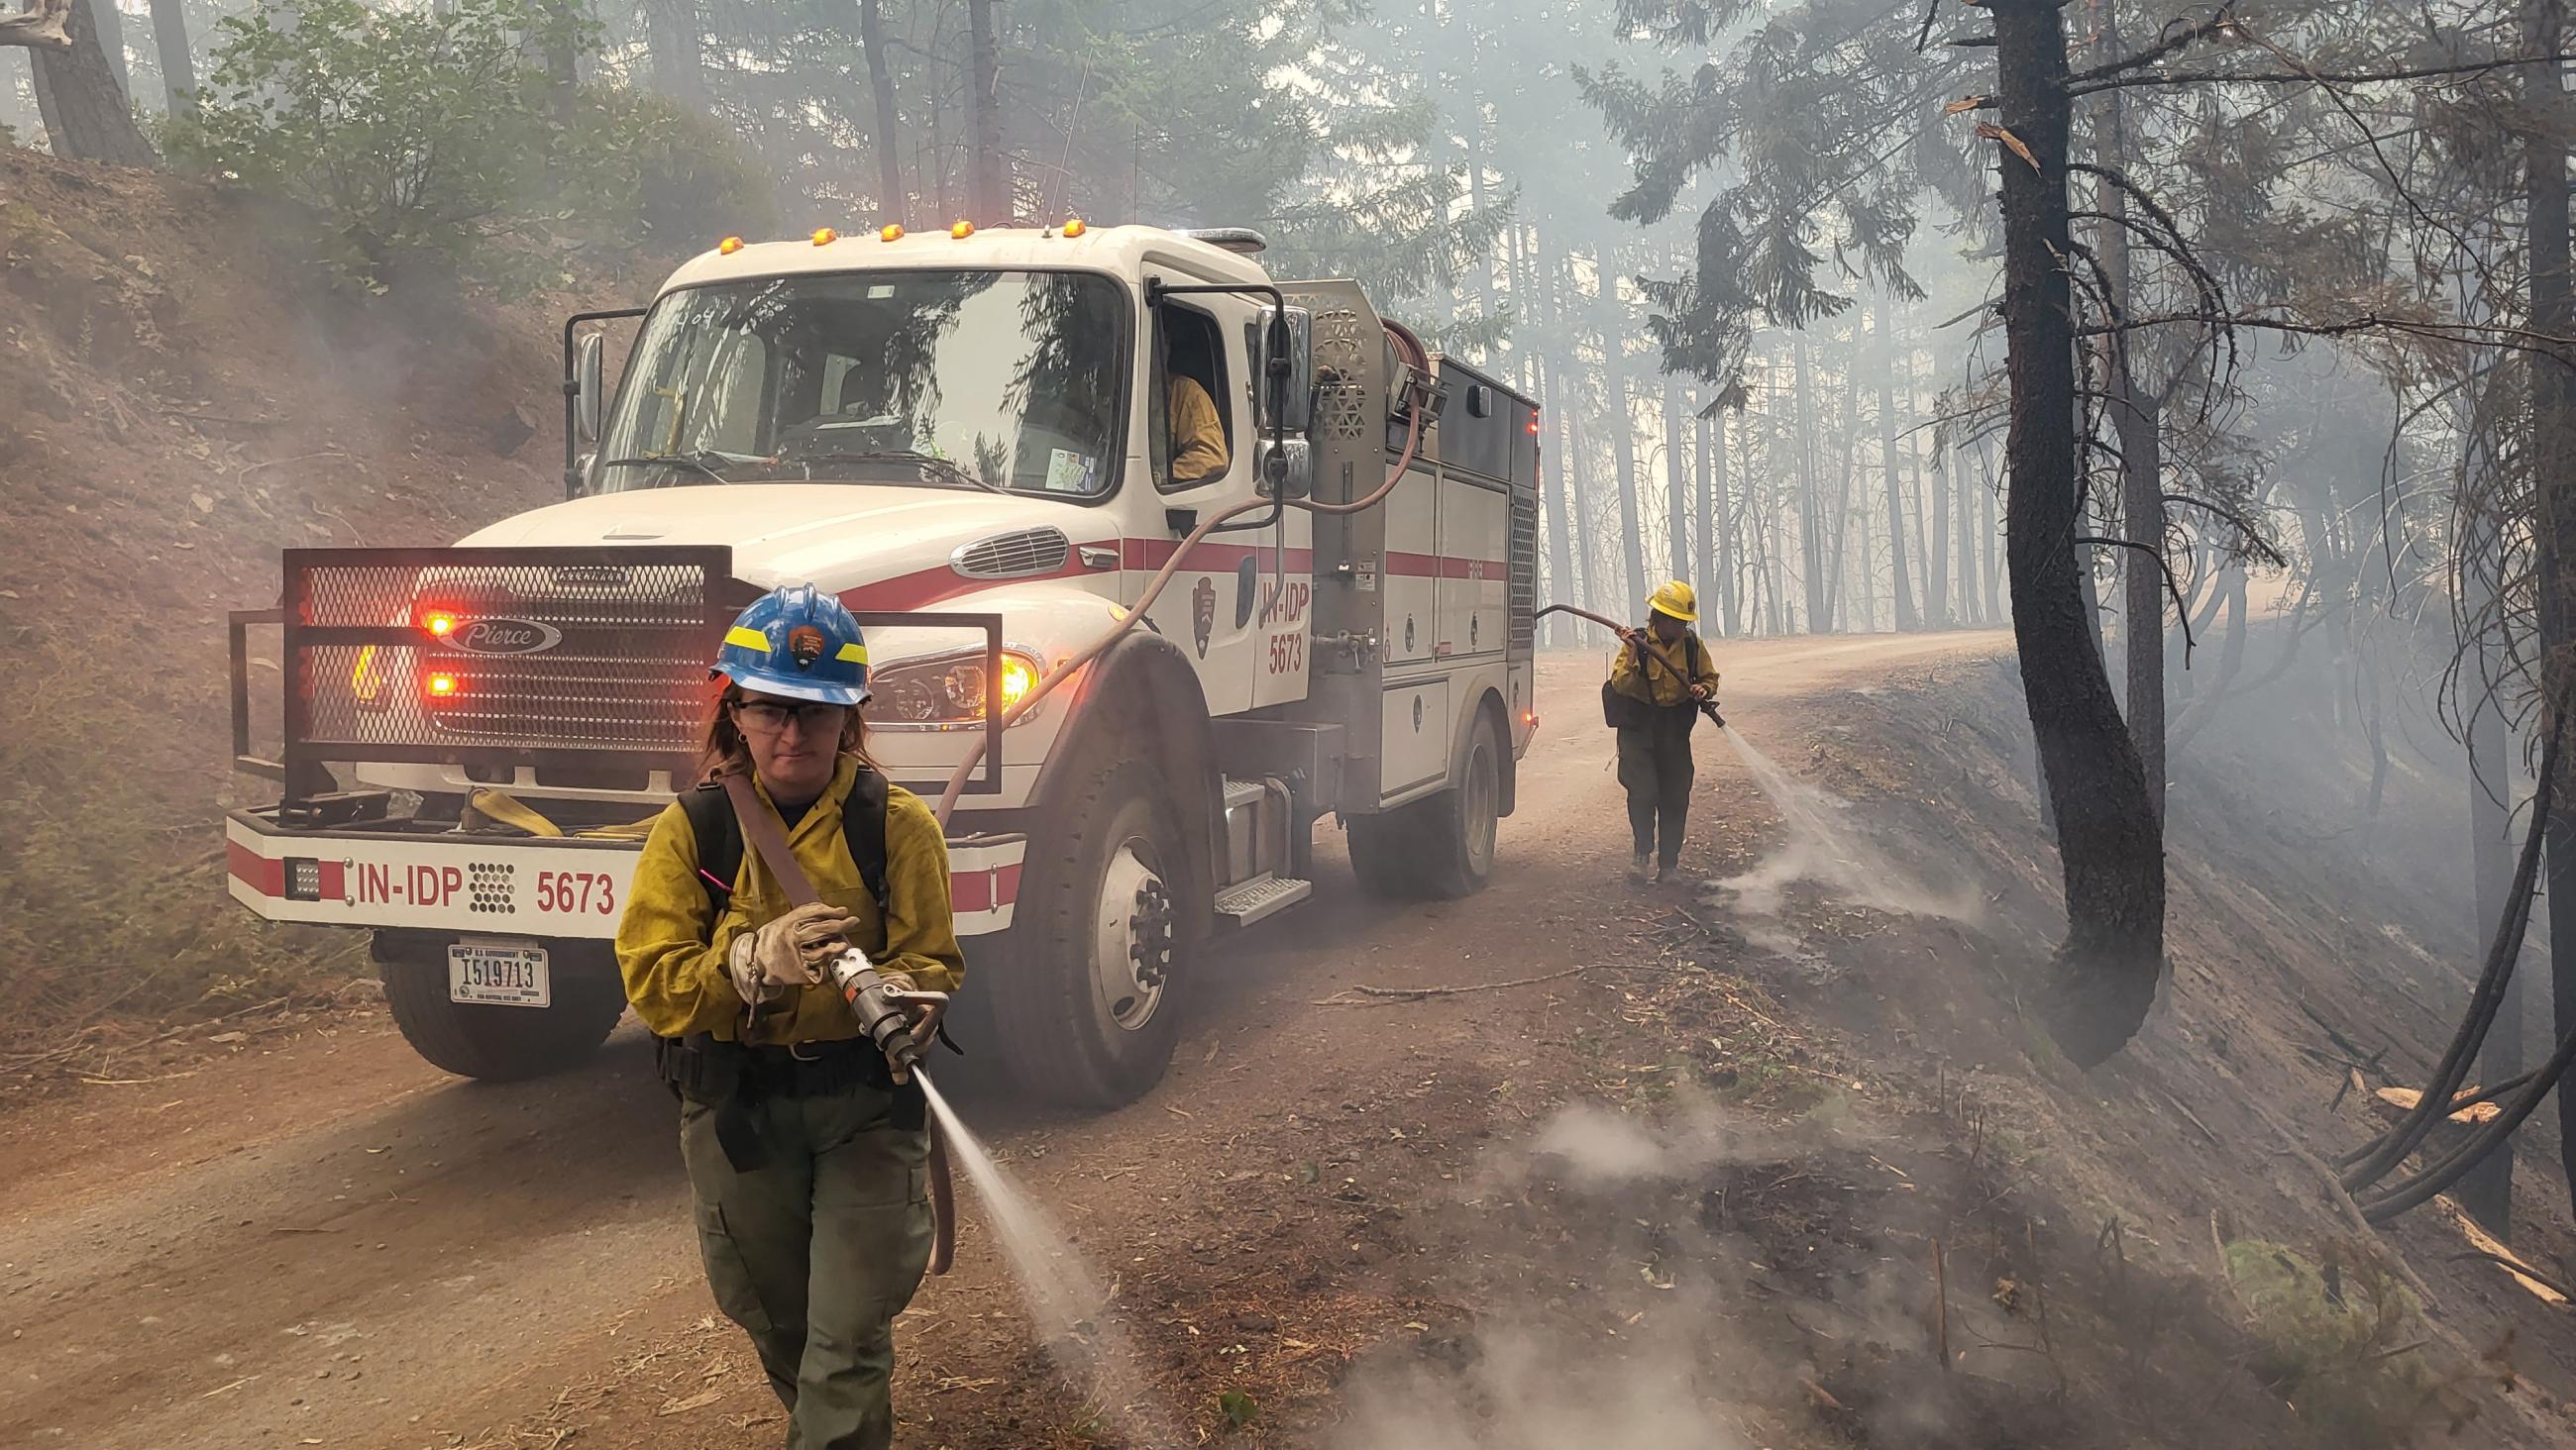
[589,269,1129,498]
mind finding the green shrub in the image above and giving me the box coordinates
[2221,1238,2461,1444]
[165,0,592,293]
[560,86,777,256]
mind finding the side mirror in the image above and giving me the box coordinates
[575,331,606,444]
[1255,437,1312,500]
[1252,305,1313,435]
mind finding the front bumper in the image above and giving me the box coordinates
[225,807,1026,939]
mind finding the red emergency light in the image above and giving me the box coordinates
[425,672,462,699]
[414,600,463,640]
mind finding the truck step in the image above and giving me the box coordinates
[1213,874,1313,929]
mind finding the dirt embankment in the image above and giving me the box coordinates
[0,152,645,1067]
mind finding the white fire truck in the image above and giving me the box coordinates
[226,222,1542,1105]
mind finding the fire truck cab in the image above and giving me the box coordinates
[226,223,1541,1105]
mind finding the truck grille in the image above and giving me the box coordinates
[952,528,1071,579]
[283,548,728,768]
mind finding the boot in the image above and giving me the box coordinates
[1654,860,1672,885]
[1628,851,1652,883]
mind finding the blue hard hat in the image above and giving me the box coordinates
[712,584,871,705]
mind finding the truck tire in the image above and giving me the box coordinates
[1343,810,1424,899]
[988,757,1189,1106]
[377,939,626,1082]
[1413,710,1504,898]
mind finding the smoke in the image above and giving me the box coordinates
[1327,1329,1750,1450]
[1329,1098,1965,1450]
[1712,726,1986,926]
[1516,1097,1830,1189]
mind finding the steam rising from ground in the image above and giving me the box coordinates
[1329,1332,1749,1450]
[1714,726,1985,925]
[1330,1098,1947,1450]
[1521,1098,1826,1186]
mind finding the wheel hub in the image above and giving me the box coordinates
[1092,843,1170,1031]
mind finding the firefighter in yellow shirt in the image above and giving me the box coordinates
[1609,579,1723,884]
[1169,373,1230,483]
[616,584,961,1450]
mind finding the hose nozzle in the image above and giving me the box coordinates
[824,949,948,1083]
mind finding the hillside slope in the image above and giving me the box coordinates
[1745,642,2576,1442]
[0,151,617,1061]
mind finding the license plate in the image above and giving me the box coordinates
[449,941,550,1007]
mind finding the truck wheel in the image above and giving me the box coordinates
[377,940,626,1082]
[1343,810,1424,899]
[989,757,1187,1107]
[1346,711,1502,901]
[1413,710,1504,897]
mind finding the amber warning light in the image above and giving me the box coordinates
[425,673,461,699]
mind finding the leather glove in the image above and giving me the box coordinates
[727,902,860,1003]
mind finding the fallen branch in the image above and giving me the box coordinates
[1314,965,1588,1005]
[2448,1250,2576,1304]
[2240,1094,2437,1308]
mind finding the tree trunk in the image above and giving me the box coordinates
[1462,93,1499,325]
[2465,502,2521,1236]
[32,42,66,146]
[83,0,121,99]
[1835,343,1863,631]
[641,0,705,108]
[1791,336,1824,632]
[966,0,1005,222]
[1994,0,2164,1066]
[2095,24,2167,824]
[144,0,190,114]
[1664,379,1689,588]
[1947,443,1968,623]
[1708,410,1737,636]
[1877,294,1918,631]
[1542,354,1581,646]
[1929,449,1953,629]
[26,0,151,164]
[853,0,906,214]
[1600,285,1649,612]
[2522,0,2576,1227]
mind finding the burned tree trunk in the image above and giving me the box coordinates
[1993,0,2165,1065]
[17,0,152,165]
[2523,0,2576,1226]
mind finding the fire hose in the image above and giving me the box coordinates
[1534,603,1726,728]
[932,319,1441,827]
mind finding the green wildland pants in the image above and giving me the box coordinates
[680,1080,934,1450]
[1617,704,1699,870]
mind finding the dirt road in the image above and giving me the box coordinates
[0,631,2005,1449]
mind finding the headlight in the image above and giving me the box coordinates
[870,649,1045,727]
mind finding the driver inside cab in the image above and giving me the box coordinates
[1166,330,1229,484]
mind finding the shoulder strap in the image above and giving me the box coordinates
[844,768,892,920]
[710,770,895,921]
[681,784,743,913]
[721,774,819,906]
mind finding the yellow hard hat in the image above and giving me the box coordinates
[1648,579,1698,623]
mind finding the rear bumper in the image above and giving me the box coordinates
[224,808,1025,939]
